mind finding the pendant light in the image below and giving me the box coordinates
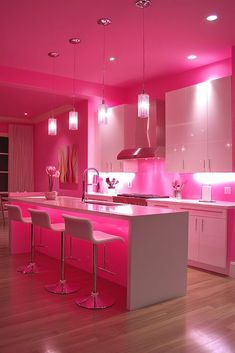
[48,51,59,135]
[69,37,81,130]
[136,0,151,119]
[97,17,111,124]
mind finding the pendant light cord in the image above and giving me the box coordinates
[51,57,56,117]
[72,44,77,109]
[142,6,145,94]
[102,24,106,103]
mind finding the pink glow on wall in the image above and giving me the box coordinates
[125,58,231,102]
[34,100,88,197]
[131,159,235,202]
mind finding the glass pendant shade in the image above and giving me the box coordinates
[138,92,149,118]
[48,118,57,135]
[98,101,108,124]
[69,110,78,130]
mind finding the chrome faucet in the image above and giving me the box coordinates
[82,167,100,202]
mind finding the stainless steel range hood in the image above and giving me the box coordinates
[117,100,165,160]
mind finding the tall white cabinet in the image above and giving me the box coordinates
[165,76,232,172]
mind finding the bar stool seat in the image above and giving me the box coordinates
[63,214,124,309]
[28,208,80,295]
[6,204,39,274]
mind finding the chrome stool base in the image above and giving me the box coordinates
[45,280,80,295]
[17,262,39,274]
[75,291,114,309]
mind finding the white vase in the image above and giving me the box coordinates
[45,191,57,200]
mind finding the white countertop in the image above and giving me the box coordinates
[9,195,183,219]
[147,197,235,209]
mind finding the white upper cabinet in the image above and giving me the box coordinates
[207,77,232,172]
[166,76,232,173]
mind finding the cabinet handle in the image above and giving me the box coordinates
[201,219,204,232]
[203,160,206,171]
[110,162,112,171]
[120,161,123,170]
[195,218,198,231]
[182,159,185,170]
[208,159,211,171]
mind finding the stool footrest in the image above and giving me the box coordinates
[45,280,80,295]
[75,292,114,309]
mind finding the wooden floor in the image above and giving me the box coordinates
[1,220,235,353]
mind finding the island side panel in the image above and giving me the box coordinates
[127,212,188,310]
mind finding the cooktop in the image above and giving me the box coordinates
[116,193,169,199]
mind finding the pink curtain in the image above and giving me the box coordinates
[9,125,34,192]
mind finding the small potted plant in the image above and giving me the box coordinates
[172,180,185,199]
[45,166,60,200]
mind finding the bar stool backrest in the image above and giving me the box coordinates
[63,214,93,242]
[5,204,24,222]
[28,208,52,230]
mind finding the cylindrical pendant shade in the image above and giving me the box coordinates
[98,102,108,124]
[138,92,149,118]
[48,118,57,135]
[69,110,78,130]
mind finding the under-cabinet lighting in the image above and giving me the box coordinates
[194,173,235,185]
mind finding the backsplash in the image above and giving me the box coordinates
[107,159,235,201]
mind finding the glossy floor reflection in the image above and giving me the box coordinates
[1,219,235,353]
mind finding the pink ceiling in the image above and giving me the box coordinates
[0,0,235,120]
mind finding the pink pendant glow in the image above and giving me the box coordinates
[69,110,78,130]
[98,102,108,124]
[48,118,57,135]
[138,92,149,118]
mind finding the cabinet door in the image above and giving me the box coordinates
[99,106,125,172]
[166,84,207,173]
[207,76,232,172]
[188,215,199,261]
[198,216,227,268]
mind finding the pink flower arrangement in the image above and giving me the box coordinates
[46,166,60,191]
[172,180,185,191]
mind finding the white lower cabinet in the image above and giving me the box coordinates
[188,214,227,269]
[147,200,228,274]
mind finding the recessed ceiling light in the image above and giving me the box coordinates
[187,55,197,60]
[24,112,28,117]
[109,57,115,61]
[206,14,218,22]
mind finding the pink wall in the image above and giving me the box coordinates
[0,123,9,133]
[34,100,88,196]
[125,58,231,102]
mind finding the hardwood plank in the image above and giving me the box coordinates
[1,219,235,353]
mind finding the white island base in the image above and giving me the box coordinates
[9,196,188,310]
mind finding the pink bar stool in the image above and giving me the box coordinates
[63,214,124,309]
[28,208,80,295]
[6,204,39,274]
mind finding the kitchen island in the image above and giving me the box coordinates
[9,196,188,310]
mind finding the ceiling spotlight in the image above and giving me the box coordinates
[109,57,115,61]
[187,54,197,60]
[24,112,28,117]
[206,14,218,22]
